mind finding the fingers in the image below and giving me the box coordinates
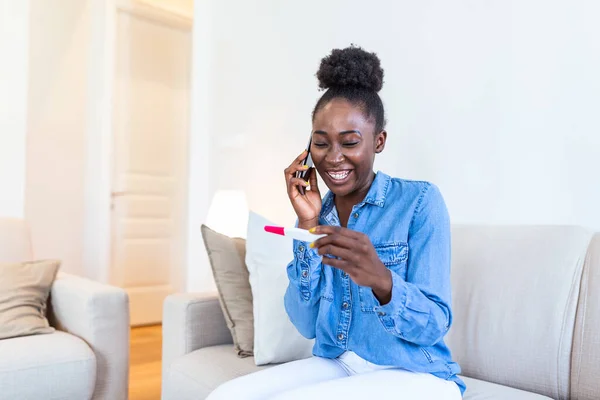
[283,161,309,181]
[287,177,305,199]
[293,149,308,166]
[286,163,311,175]
[284,151,310,184]
[307,167,320,195]
[284,150,309,197]
[311,225,364,240]
[289,178,309,191]
[321,256,353,272]
[311,231,358,251]
[314,244,357,263]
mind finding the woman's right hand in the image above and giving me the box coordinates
[284,150,322,230]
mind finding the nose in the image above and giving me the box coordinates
[324,144,344,165]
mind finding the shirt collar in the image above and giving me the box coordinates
[320,170,390,220]
[362,170,390,207]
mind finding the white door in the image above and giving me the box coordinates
[111,4,191,326]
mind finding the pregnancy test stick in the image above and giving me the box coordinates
[264,225,326,242]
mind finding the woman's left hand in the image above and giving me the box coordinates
[310,225,393,304]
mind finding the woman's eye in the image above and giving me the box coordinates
[313,143,328,148]
[343,142,359,147]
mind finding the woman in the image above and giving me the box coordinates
[208,46,465,399]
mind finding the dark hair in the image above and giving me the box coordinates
[312,45,386,133]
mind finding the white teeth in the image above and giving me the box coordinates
[327,171,350,180]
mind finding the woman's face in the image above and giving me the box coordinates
[311,98,386,198]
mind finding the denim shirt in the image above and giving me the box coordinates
[284,171,466,396]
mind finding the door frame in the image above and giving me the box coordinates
[83,0,195,301]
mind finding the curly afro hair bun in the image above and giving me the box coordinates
[316,45,384,93]
[312,45,387,132]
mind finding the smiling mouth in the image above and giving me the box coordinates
[326,170,352,183]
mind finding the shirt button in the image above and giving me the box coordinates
[338,333,344,340]
[342,302,349,309]
[377,311,386,316]
[342,272,347,278]
[301,270,308,278]
[298,245,305,252]
[353,213,359,218]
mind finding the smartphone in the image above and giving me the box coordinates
[295,136,313,195]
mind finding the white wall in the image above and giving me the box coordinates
[187,0,213,291]
[0,1,29,219]
[82,0,113,283]
[0,0,92,275]
[25,0,91,275]
[25,0,193,279]
[2,0,195,286]
[189,0,600,291]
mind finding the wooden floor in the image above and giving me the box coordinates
[130,325,162,400]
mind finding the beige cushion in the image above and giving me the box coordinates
[571,233,600,399]
[0,218,32,262]
[446,225,592,399]
[0,331,96,400]
[201,225,254,357]
[0,259,60,340]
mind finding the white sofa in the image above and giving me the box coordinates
[0,218,130,400]
[162,225,600,399]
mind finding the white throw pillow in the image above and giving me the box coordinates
[245,211,314,365]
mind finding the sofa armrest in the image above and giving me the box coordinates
[48,272,130,400]
[572,233,600,399]
[161,292,232,385]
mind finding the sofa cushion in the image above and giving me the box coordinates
[163,345,270,400]
[245,212,314,365]
[461,376,552,399]
[446,225,592,399]
[201,224,254,357]
[0,260,60,340]
[0,331,96,400]
[163,345,552,400]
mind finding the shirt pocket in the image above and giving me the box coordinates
[359,241,408,313]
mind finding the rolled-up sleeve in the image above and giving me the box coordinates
[373,184,453,347]
[284,238,323,339]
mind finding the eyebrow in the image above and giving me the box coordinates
[313,130,362,136]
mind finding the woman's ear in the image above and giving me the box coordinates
[374,130,387,154]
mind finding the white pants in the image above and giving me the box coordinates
[207,351,462,400]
